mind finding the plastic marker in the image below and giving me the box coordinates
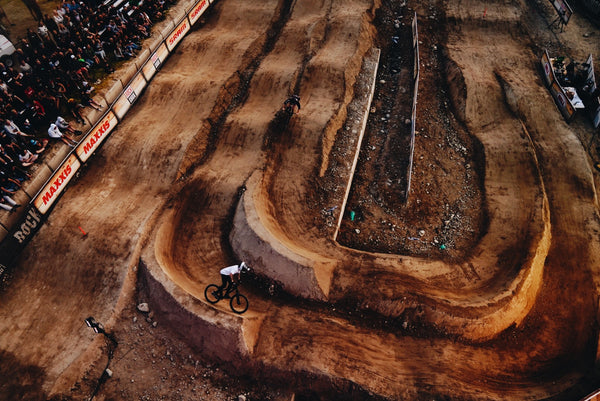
[78,226,87,237]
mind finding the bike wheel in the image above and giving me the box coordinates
[204,284,221,304]
[230,293,249,314]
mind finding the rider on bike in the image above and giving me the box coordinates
[218,261,250,297]
[283,94,301,114]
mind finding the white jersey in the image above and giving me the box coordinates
[220,264,240,275]
[48,123,63,138]
[55,116,69,129]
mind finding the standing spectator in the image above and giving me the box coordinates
[43,13,58,34]
[18,58,32,74]
[52,7,64,27]
[26,28,42,49]
[2,118,31,142]
[37,20,52,45]
[56,23,70,43]
[78,90,102,111]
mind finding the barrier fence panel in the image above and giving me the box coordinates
[550,0,573,24]
[541,49,576,122]
[142,43,170,81]
[405,13,419,202]
[166,17,191,51]
[0,0,216,278]
[189,0,210,25]
[76,111,119,163]
[113,72,148,120]
[582,54,600,128]
[33,153,81,215]
[541,50,555,87]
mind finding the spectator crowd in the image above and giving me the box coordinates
[0,0,174,213]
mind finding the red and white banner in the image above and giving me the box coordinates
[113,73,148,119]
[166,18,190,51]
[34,154,81,214]
[76,111,118,162]
[189,0,210,25]
[142,42,169,81]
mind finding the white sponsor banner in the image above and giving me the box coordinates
[113,73,148,120]
[166,18,190,51]
[551,0,573,24]
[34,154,81,214]
[189,0,209,25]
[142,42,169,81]
[76,111,118,162]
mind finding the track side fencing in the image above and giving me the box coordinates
[541,49,577,122]
[405,12,419,202]
[0,0,214,278]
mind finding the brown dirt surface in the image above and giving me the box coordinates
[2,0,600,400]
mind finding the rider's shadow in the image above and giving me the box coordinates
[263,109,296,151]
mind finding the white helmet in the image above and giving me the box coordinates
[239,261,250,273]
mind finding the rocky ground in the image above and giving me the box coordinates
[337,0,485,261]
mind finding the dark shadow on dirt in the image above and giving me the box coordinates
[0,350,47,401]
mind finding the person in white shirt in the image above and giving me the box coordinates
[218,261,250,296]
[55,116,78,135]
[48,122,77,147]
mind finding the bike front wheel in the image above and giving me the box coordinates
[230,293,249,314]
[204,284,221,304]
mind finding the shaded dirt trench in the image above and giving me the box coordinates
[1,0,600,400]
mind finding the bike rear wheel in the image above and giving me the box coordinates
[204,284,221,304]
[230,293,249,314]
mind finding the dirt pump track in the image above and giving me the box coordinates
[1,0,600,400]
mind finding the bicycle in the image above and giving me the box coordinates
[204,282,249,314]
